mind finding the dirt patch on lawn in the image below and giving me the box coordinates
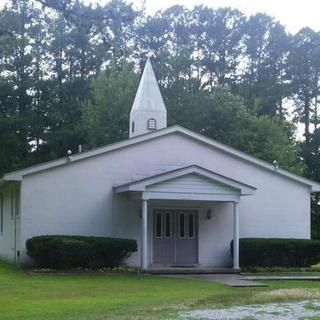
[180,300,320,320]
[255,288,320,300]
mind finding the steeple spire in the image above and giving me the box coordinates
[129,58,167,138]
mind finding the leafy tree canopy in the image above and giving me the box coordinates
[0,0,319,233]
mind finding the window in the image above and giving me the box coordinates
[188,214,194,238]
[132,121,135,133]
[0,195,3,234]
[179,214,185,238]
[147,118,157,130]
[155,211,172,239]
[164,213,171,238]
[155,212,162,238]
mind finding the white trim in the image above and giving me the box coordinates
[141,199,148,270]
[233,201,240,270]
[147,118,157,130]
[152,206,201,211]
[150,211,153,265]
[1,125,320,192]
[143,191,240,202]
[114,165,256,197]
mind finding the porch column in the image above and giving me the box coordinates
[233,201,240,269]
[141,198,148,270]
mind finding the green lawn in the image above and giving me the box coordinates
[1,261,320,320]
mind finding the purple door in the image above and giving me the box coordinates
[175,210,198,265]
[153,209,198,265]
[153,210,175,264]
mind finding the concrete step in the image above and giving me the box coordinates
[146,267,240,275]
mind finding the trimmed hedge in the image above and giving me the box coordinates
[26,235,137,269]
[234,238,320,267]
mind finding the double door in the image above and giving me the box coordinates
[153,209,198,265]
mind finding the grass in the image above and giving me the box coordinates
[241,266,320,274]
[1,262,320,320]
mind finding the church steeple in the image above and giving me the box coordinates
[129,58,167,138]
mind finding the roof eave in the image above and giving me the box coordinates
[0,178,21,189]
[3,173,22,181]
[2,124,320,192]
[114,165,257,196]
[311,186,320,193]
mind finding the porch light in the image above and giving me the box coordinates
[66,149,72,161]
[206,208,212,220]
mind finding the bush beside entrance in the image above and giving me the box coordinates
[26,235,137,269]
[233,238,320,267]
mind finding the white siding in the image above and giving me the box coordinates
[0,186,20,263]
[17,132,311,266]
[148,173,238,195]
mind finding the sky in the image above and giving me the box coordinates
[88,0,320,34]
[1,0,319,33]
[147,0,320,34]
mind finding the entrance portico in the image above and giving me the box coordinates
[114,165,256,271]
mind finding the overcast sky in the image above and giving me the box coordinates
[1,0,319,33]
[87,0,320,34]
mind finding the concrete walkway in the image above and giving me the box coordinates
[162,274,268,287]
[241,275,320,280]
[162,274,320,287]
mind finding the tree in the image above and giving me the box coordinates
[0,0,44,173]
[80,62,139,149]
[238,14,291,118]
[193,6,245,89]
[162,81,303,173]
[288,28,320,146]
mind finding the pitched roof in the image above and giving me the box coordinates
[130,58,167,114]
[1,125,320,192]
[114,164,256,196]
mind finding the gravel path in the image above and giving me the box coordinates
[179,300,320,320]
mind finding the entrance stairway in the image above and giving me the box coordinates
[146,266,240,274]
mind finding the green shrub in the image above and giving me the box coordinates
[231,238,320,267]
[311,263,320,272]
[26,235,137,269]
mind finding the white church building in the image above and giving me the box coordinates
[1,59,320,270]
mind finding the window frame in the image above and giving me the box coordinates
[147,118,157,130]
[155,212,163,239]
[187,213,195,239]
[178,213,186,239]
[164,212,172,239]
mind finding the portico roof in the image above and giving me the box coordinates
[114,165,256,202]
